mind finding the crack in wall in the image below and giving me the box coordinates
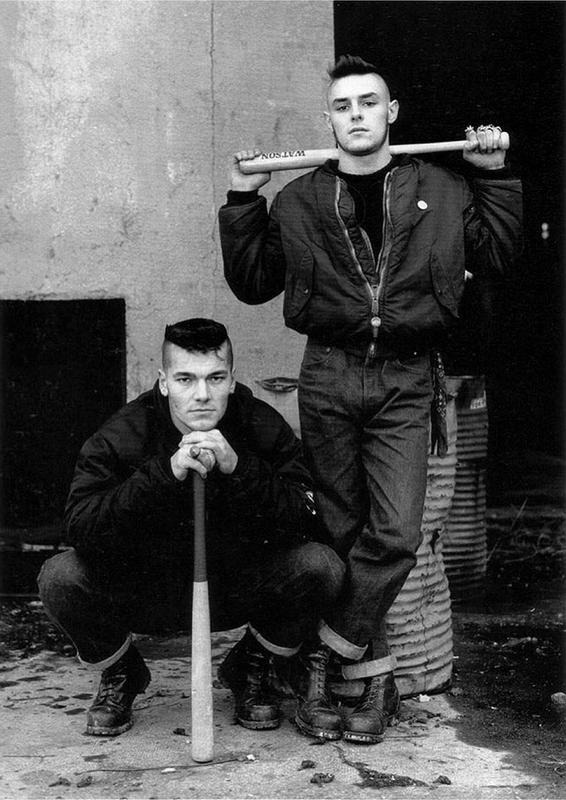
[209,2,219,291]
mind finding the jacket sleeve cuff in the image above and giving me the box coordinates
[226,189,260,205]
[154,454,180,484]
[467,165,514,181]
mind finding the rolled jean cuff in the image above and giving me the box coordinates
[318,620,367,661]
[77,634,132,670]
[342,654,397,680]
[248,625,301,658]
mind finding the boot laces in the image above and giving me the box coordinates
[94,673,131,711]
[94,650,147,707]
[357,676,384,712]
[306,647,331,701]
[240,646,271,704]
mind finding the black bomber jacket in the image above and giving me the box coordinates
[64,382,315,563]
[218,157,523,354]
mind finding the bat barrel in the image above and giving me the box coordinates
[239,148,336,173]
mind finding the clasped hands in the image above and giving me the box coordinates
[170,429,238,481]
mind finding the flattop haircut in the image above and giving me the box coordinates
[162,318,233,369]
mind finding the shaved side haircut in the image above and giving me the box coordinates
[162,318,234,370]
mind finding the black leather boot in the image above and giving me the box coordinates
[342,671,400,744]
[86,644,151,736]
[295,644,342,740]
[217,630,280,730]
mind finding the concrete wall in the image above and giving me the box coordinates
[0,0,334,396]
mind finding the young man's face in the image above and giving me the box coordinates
[158,342,235,433]
[325,72,399,157]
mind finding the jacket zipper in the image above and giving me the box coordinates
[333,171,395,358]
[370,170,395,356]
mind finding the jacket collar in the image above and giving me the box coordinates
[319,153,412,180]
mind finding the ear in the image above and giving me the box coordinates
[229,370,236,394]
[388,100,399,125]
[324,112,338,147]
[158,369,168,396]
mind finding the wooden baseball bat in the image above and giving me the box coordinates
[190,451,214,763]
[238,133,510,173]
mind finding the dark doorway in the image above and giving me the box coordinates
[0,299,126,539]
[334,1,564,503]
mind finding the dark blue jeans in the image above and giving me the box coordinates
[38,540,345,664]
[298,340,433,655]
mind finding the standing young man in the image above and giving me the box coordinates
[218,56,523,743]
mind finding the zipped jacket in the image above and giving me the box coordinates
[219,157,523,354]
[64,382,315,566]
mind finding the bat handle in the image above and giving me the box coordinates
[193,472,207,582]
[191,471,214,762]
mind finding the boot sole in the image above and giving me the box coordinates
[237,716,280,730]
[85,719,134,736]
[342,709,399,745]
[342,730,383,744]
[294,714,342,741]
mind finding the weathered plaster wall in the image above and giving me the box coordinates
[0,0,334,396]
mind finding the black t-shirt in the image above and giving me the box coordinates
[336,158,398,264]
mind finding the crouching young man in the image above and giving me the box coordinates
[38,318,345,737]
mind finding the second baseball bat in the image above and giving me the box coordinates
[191,469,214,763]
[238,133,510,173]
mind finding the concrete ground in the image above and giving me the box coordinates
[2,617,564,800]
